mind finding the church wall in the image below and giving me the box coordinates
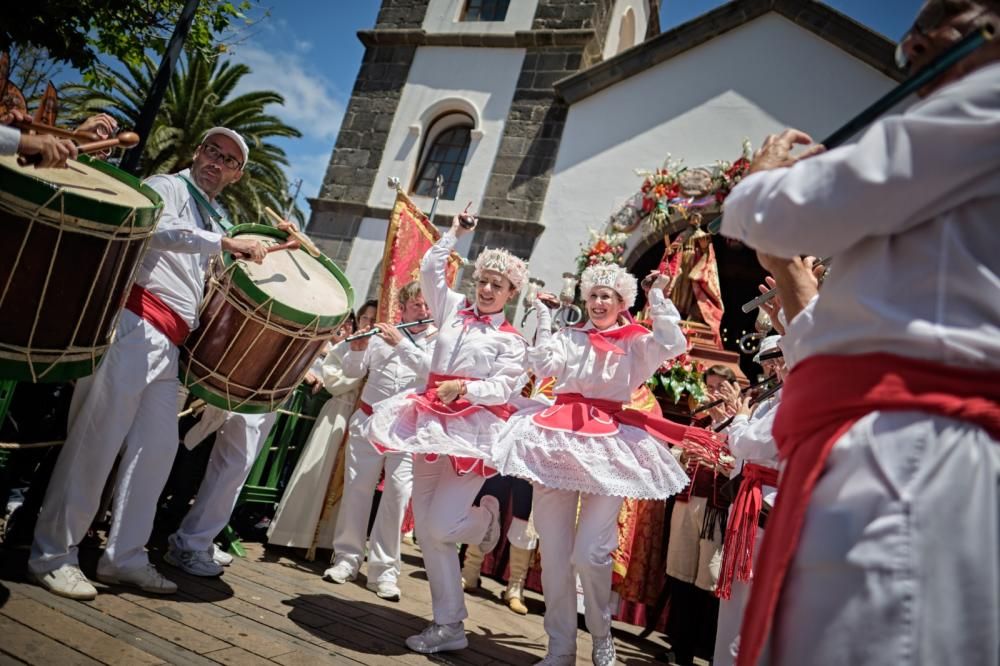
[366,46,526,221]
[529,12,898,292]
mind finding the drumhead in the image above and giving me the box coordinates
[236,231,350,321]
[0,154,154,209]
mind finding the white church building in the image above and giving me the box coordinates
[307,0,903,341]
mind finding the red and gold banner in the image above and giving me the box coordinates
[34,82,58,126]
[377,189,461,323]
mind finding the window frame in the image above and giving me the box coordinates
[410,112,475,201]
[460,0,511,22]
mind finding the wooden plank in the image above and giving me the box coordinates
[88,593,229,655]
[0,614,100,665]
[203,646,274,666]
[0,598,164,665]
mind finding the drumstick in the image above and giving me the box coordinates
[263,206,322,258]
[17,132,140,167]
[12,118,101,142]
[230,238,301,260]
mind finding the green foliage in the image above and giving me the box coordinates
[1,1,256,89]
[647,361,707,405]
[63,48,304,224]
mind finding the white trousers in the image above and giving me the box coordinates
[766,411,1000,666]
[533,485,624,657]
[332,411,414,583]
[714,514,764,666]
[173,408,276,552]
[30,311,180,573]
[411,455,490,625]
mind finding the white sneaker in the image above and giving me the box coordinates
[322,561,357,584]
[535,654,576,666]
[478,495,501,554]
[97,563,177,594]
[405,622,468,654]
[31,564,98,600]
[212,545,234,567]
[164,546,224,577]
[592,634,617,666]
[367,579,401,601]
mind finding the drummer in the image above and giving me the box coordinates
[29,127,268,600]
[1,108,78,168]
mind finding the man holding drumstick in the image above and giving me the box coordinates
[29,127,268,600]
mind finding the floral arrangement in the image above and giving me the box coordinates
[575,229,628,276]
[610,140,754,233]
[646,352,708,406]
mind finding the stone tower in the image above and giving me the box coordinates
[308,0,659,300]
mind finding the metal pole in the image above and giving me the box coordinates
[426,174,444,222]
[283,178,303,219]
[119,0,202,174]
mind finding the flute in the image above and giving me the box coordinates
[712,380,783,432]
[741,256,832,313]
[692,374,777,415]
[708,25,995,235]
[344,318,434,342]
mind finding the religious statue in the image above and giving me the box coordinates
[662,215,724,346]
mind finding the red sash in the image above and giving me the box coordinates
[359,401,373,416]
[537,393,724,453]
[125,284,190,346]
[737,353,1000,666]
[409,373,516,421]
[716,462,779,600]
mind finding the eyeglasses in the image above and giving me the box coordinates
[200,142,243,170]
[895,4,991,69]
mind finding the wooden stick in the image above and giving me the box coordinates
[12,118,100,142]
[17,131,140,167]
[264,206,322,258]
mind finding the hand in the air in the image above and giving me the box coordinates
[748,129,826,175]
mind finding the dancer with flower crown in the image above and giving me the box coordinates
[495,264,722,666]
[366,214,529,655]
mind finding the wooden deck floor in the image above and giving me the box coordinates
[0,541,677,665]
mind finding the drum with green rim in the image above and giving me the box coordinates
[180,224,353,414]
[0,154,163,381]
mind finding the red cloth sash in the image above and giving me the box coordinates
[125,284,190,346]
[409,373,516,420]
[535,393,724,455]
[568,322,650,356]
[359,401,373,416]
[716,462,779,600]
[456,306,522,337]
[737,353,1000,666]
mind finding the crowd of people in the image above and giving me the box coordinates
[1,2,998,664]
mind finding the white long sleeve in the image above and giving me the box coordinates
[420,231,465,326]
[0,125,20,155]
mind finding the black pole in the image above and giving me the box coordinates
[120,0,202,174]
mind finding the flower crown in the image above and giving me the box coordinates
[473,247,529,291]
[580,263,637,309]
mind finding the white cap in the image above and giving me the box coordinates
[580,263,638,309]
[202,127,249,167]
[753,335,782,364]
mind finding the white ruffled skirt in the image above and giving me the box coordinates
[492,403,690,500]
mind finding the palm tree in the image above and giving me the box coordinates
[64,50,304,224]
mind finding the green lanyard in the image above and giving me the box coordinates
[178,174,232,232]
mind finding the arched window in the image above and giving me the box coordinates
[462,0,510,22]
[412,113,473,201]
[617,8,636,54]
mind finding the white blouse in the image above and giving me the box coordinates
[341,329,434,406]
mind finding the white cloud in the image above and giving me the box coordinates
[232,44,346,141]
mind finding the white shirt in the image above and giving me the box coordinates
[722,62,1000,370]
[726,391,781,505]
[0,125,19,155]
[529,289,686,403]
[139,170,225,329]
[342,328,435,405]
[421,232,528,405]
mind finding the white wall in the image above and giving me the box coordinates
[368,46,524,219]
[423,0,539,34]
[602,0,649,60]
[531,12,899,292]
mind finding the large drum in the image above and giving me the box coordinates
[181,224,353,414]
[0,154,163,381]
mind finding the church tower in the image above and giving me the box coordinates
[308,0,660,300]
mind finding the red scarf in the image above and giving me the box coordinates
[716,462,778,600]
[125,284,190,346]
[737,353,1000,666]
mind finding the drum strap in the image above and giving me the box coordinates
[178,174,232,232]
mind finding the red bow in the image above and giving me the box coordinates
[588,330,625,355]
[458,308,493,328]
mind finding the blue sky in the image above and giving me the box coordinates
[228,0,922,217]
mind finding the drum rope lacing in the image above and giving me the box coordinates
[0,187,154,381]
[181,258,339,412]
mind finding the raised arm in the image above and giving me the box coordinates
[420,230,465,326]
